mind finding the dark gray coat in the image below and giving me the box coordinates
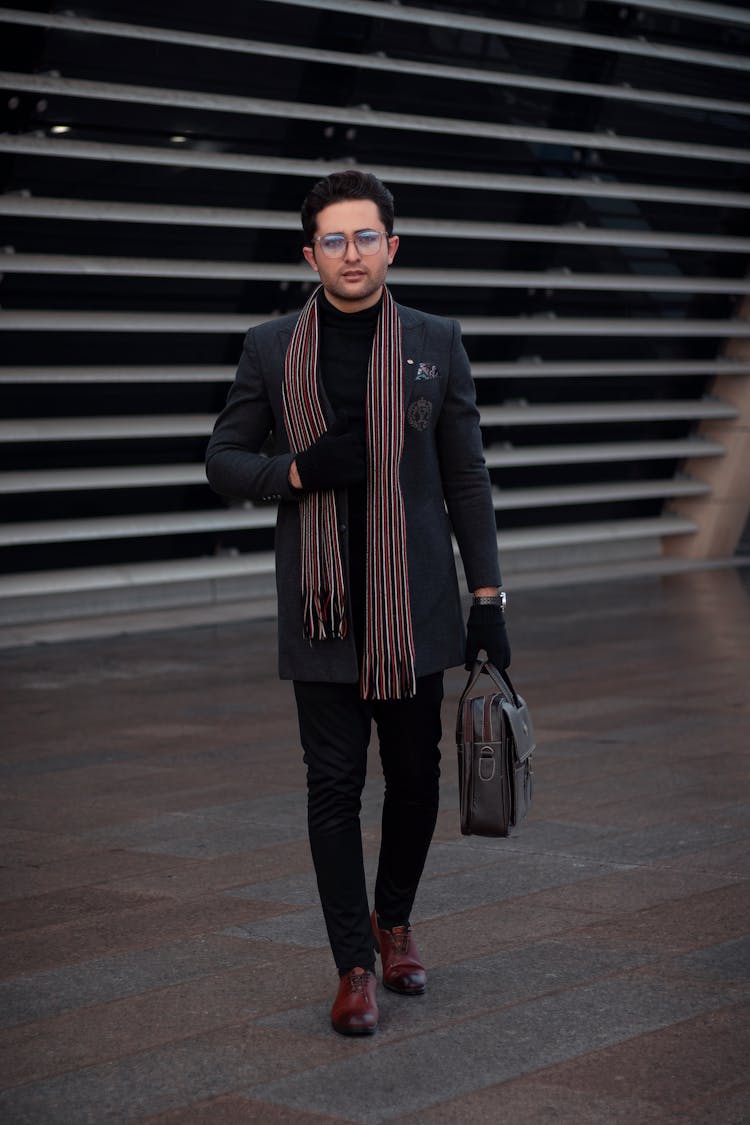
[206,300,501,682]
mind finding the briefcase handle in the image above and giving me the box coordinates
[462,659,520,705]
[456,660,521,731]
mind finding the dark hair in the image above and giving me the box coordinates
[300,170,395,244]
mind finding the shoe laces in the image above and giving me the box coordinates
[387,925,410,954]
[346,968,371,995]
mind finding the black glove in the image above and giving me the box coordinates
[464,603,511,671]
[295,416,366,492]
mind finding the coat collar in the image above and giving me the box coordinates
[274,296,427,389]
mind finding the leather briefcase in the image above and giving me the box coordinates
[456,660,536,837]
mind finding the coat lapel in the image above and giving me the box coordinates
[399,305,426,408]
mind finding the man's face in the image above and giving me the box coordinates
[302,199,399,312]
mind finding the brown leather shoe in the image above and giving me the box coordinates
[330,967,378,1035]
[371,911,427,995]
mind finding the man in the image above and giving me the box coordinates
[206,170,509,1035]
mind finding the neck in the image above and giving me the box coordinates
[319,289,382,323]
[321,283,384,313]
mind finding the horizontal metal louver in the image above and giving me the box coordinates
[1,0,748,629]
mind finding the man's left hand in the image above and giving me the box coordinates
[464,604,511,670]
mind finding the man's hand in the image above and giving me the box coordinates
[464,603,511,671]
[291,417,366,492]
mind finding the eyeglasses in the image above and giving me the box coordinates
[311,229,389,259]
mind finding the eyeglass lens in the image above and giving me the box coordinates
[317,230,385,257]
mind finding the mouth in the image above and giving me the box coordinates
[341,270,367,281]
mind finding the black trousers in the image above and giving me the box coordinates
[293,672,443,974]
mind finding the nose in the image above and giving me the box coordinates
[343,237,362,262]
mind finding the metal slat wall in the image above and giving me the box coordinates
[0,0,749,627]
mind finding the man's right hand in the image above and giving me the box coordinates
[292,417,366,492]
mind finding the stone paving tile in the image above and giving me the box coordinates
[541,815,748,863]
[245,975,738,1123]
[0,841,314,909]
[224,838,513,909]
[227,871,325,908]
[1,571,748,1122]
[508,1000,750,1118]
[416,854,622,916]
[3,758,184,799]
[544,757,707,800]
[229,859,611,949]
[569,881,750,956]
[141,1095,357,1124]
[420,807,464,844]
[0,933,303,1028]
[115,822,308,861]
[2,790,270,837]
[106,795,306,836]
[658,1083,750,1125]
[0,826,103,866]
[519,862,742,918]
[225,893,605,957]
[75,794,313,858]
[1,884,172,935]
[582,795,747,833]
[674,934,750,983]
[391,1079,664,1124]
[223,906,330,949]
[601,709,750,744]
[553,768,745,810]
[0,893,298,977]
[0,848,185,903]
[0,1019,359,1124]
[421,900,611,964]
[537,747,737,792]
[113,841,314,901]
[446,817,623,859]
[0,948,333,1087]
[650,838,750,878]
[397,837,499,877]
[228,848,622,916]
[0,746,140,779]
[531,758,664,799]
[256,938,657,1042]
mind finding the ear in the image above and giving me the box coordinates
[387,235,399,265]
[302,246,319,272]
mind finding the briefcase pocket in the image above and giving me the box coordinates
[462,736,513,837]
[513,749,534,826]
[458,697,514,837]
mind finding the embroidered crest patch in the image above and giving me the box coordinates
[415,362,439,381]
[408,397,432,430]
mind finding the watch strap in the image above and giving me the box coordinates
[472,591,507,609]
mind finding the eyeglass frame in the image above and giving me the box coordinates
[309,228,394,259]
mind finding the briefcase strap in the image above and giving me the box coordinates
[457,659,519,716]
[457,660,511,744]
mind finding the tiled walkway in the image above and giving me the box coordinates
[2,568,749,1124]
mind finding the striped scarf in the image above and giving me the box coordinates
[282,285,416,700]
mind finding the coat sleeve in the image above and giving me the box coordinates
[435,320,502,591]
[205,327,298,502]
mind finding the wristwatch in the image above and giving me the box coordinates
[473,591,507,609]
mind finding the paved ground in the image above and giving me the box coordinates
[1,567,749,1124]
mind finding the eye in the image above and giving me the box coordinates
[320,234,346,254]
[355,231,381,250]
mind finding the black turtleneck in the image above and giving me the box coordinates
[317,290,381,426]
